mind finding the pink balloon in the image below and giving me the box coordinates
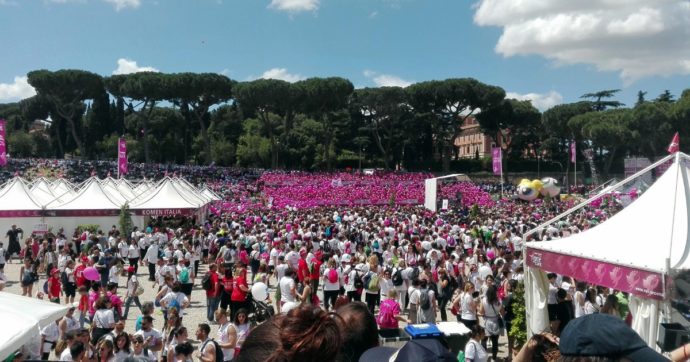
[487,250,496,260]
[83,267,100,281]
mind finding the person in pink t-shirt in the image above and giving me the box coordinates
[376,289,408,338]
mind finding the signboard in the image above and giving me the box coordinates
[134,208,195,216]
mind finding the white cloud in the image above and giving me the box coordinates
[268,0,319,13]
[473,0,690,83]
[369,11,378,18]
[104,0,140,11]
[506,90,563,111]
[0,76,36,102]
[260,68,305,82]
[363,70,412,87]
[112,58,159,75]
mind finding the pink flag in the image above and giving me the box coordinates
[0,119,7,167]
[118,137,128,177]
[668,132,680,153]
[570,141,576,163]
[492,147,502,175]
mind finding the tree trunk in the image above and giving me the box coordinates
[442,140,451,172]
[603,147,617,179]
[197,115,211,165]
[53,124,64,158]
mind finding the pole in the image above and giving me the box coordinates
[573,151,577,191]
[500,149,504,196]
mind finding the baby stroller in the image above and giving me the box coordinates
[248,296,275,325]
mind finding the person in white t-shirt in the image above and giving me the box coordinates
[279,268,298,312]
[214,309,237,362]
[40,319,60,360]
[133,316,163,360]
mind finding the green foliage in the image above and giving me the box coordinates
[211,138,236,166]
[76,224,100,233]
[7,130,35,157]
[509,281,528,348]
[119,203,133,241]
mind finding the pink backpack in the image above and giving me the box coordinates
[328,269,339,284]
[376,300,398,329]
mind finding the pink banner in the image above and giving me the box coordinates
[492,147,502,175]
[134,208,196,216]
[118,137,127,176]
[570,141,576,163]
[525,247,665,300]
[0,119,7,167]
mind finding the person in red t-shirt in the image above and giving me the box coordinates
[297,248,309,284]
[310,255,322,295]
[47,268,62,303]
[220,268,234,312]
[205,264,221,322]
[231,262,250,320]
[74,258,87,288]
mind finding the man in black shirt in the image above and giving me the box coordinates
[5,224,23,263]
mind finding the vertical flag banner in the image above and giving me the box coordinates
[570,141,576,163]
[492,147,502,175]
[668,132,680,153]
[0,119,7,167]
[118,137,128,177]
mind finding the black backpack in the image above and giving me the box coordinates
[419,288,431,310]
[410,267,420,282]
[201,339,224,362]
[201,273,213,291]
[353,271,364,289]
[392,269,404,286]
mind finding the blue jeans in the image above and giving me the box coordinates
[123,296,142,319]
[207,297,220,321]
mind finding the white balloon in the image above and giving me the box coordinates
[479,265,493,280]
[251,282,268,301]
[540,177,561,197]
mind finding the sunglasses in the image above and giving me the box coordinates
[133,340,143,345]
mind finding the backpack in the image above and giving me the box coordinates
[392,269,404,286]
[419,288,431,310]
[167,296,181,312]
[376,300,397,328]
[373,240,380,250]
[201,339,224,362]
[201,273,213,291]
[354,271,364,289]
[223,248,233,262]
[43,280,49,294]
[367,273,380,292]
[179,267,190,284]
[328,269,339,284]
[61,271,69,286]
[410,267,420,282]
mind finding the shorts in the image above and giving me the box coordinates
[202,250,209,258]
[64,282,76,297]
[181,283,193,295]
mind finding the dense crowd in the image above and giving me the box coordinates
[1,159,679,362]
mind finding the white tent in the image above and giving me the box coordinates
[0,177,45,238]
[30,178,55,205]
[0,292,69,360]
[201,187,222,201]
[524,152,690,347]
[130,178,202,216]
[51,178,75,198]
[46,177,124,210]
[173,178,210,205]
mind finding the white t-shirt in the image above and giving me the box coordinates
[128,245,140,258]
[94,309,115,328]
[133,329,163,359]
[127,275,138,296]
[461,293,477,321]
[275,263,288,281]
[160,292,189,311]
[464,339,488,362]
[59,347,73,361]
[279,277,296,303]
[217,322,235,361]
[40,322,59,352]
[109,266,120,284]
[322,268,341,291]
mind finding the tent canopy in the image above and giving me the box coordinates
[130,178,202,216]
[0,292,69,360]
[0,178,45,213]
[46,177,123,211]
[526,155,690,299]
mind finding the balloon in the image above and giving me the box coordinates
[478,265,493,280]
[517,179,538,201]
[83,267,100,281]
[540,177,561,197]
[530,179,544,191]
[251,282,268,301]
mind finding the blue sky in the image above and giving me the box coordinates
[1,0,689,111]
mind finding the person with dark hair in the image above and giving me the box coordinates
[70,341,86,362]
[546,273,560,332]
[91,296,115,345]
[174,341,195,362]
[479,285,503,360]
[503,279,518,357]
[215,309,237,362]
[232,308,251,351]
[573,281,587,318]
[205,264,221,322]
[195,323,217,362]
[555,288,574,334]
[122,266,143,320]
[464,325,488,362]
[600,294,620,317]
[336,301,379,362]
[237,305,342,362]
[231,262,250,320]
[133,316,163,360]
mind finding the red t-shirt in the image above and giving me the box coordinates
[205,271,220,298]
[298,259,309,283]
[48,277,61,299]
[222,276,234,294]
[74,264,86,287]
[310,259,322,281]
[231,276,248,302]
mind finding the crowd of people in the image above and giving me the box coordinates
[0,160,679,362]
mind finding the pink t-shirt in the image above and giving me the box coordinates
[377,299,400,329]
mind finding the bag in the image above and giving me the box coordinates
[376,301,396,328]
[328,269,339,284]
[367,273,380,292]
[179,267,190,283]
[419,288,431,311]
[61,271,69,286]
[362,272,371,290]
[373,240,380,250]
[410,267,420,282]
[201,339,224,362]
[201,273,213,291]
[492,304,505,329]
[43,280,49,294]
[134,285,144,296]
[392,269,404,286]
[457,351,465,362]
[354,271,364,289]
[451,304,459,316]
